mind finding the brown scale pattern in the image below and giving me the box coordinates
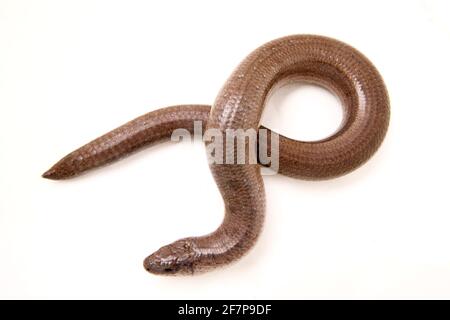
[43,35,389,275]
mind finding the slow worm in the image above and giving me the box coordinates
[43,35,389,275]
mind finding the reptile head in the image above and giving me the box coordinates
[143,239,196,275]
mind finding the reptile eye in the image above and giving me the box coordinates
[164,267,173,272]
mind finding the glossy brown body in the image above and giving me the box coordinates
[43,35,389,275]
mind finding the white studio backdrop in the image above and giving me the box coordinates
[1,0,449,299]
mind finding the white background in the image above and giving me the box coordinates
[1,0,450,299]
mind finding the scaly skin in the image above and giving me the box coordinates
[43,35,389,275]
